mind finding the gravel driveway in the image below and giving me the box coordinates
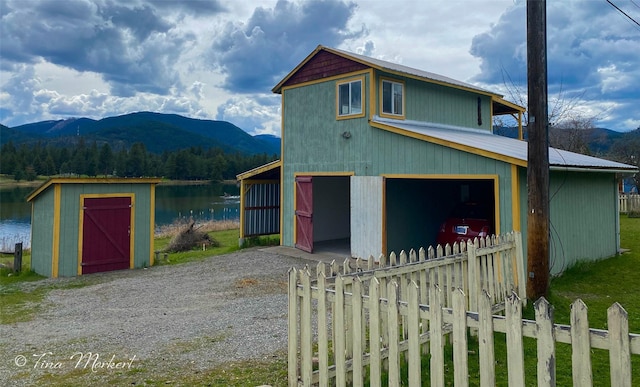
[0,247,325,386]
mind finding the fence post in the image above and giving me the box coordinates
[287,268,299,387]
[387,281,400,387]
[467,240,478,312]
[300,269,312,386]
[515,232,527,303]
[408,282,421,387]
[317,273,329,387]
[608,302,631,387]
[429,276,445,386]
[506,292,525,386]
[369,277,381,387]
[452,289,469,387]
[478,290,496,386]
[571,299,593,387]
[14,242,23,273]
[335,276,347,387]
[352,277,363,386]
[535,297,556,387]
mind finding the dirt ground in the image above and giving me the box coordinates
[0,247,334,386]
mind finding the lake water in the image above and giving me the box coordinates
[0,182,240,251]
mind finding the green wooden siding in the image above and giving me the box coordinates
[30,188,54,277]
[281,68,619,273]
[282,74,514,247]
[375,73,493,131]
[518,170,619,276]
[548,171,618,274]
[30,181,154,277]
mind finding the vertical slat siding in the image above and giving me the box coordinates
[351,176,383,260]
[244,182,280,237]
[548,171,618,275]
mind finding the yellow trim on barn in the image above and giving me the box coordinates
[52,184,61,278]
[27,177,161,202]
[511,165,521,232]
[378,77,406,120]
[335,75,366,120]
[150,184,156,266]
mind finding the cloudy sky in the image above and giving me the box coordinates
[1,0,639,135]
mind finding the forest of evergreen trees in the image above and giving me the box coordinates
[0,139,278,182]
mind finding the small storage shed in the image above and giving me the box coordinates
[27,178,160,277]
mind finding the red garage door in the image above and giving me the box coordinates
[295,176,313,253]
[81,197,132,274]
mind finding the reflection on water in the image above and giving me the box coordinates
[154,183,240,226]
[0,182,241,251]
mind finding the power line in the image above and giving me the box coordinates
[606,0,640,28]
[630,0,640,11]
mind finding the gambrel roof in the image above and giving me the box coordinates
[273,45,525,116]
[371,116,638,173]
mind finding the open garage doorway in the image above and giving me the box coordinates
[294,175,351,254]
[384,177,497,255]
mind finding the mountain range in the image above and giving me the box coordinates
[2,111,637,159]
[0,112,281,156]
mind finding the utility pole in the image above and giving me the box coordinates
[526,0,550,300]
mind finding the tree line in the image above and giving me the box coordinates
[0,139,278,182]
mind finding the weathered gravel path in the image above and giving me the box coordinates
[0,248,321,386]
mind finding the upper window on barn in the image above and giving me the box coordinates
[380,78,405,118]
[336,77,364,119]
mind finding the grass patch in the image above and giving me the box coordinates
[154,229,241,265]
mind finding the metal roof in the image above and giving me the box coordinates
[328,46,497,96]
[371,116,638,173]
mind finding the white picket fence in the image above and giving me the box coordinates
[620,193,640,213]
[288,232,528,386]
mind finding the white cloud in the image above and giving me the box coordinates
[0,0,638,133]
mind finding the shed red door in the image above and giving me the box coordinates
[295,176,313,253]
[81,197,131,274]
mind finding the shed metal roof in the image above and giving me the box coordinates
[371,116,638,173]
[27,177,162,202]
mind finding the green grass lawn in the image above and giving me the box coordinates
[379,216,640,386]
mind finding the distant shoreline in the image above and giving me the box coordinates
[0,178,238,189]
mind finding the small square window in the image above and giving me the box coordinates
[382,79,403,116]
[337,79,362,117]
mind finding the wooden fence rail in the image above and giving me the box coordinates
[620,193,640,213]
[288,232,528,386]
[290,278,640,386]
